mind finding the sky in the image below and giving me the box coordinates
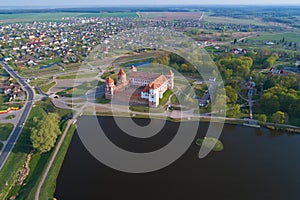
[1,0,300,7]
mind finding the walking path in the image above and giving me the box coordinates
[34,119,75,200]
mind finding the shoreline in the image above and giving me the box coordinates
[80,111,300,133]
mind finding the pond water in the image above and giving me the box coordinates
[39,62,60,69]
[55,116,300,200]
[125,61,151,67]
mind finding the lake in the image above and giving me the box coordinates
[55,116,300,200]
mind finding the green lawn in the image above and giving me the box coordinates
[96,95,111,104]
[0,93,9,110]
[0,12,137,23]
[39,124,76,200]
[159,89,173,106]
[195,137,224,152]
[57,80,100,97]
[0,142,3,151]
[0,99,72,200]
[29,78,50,87]
[56,72,98,80]
[249,32,300,42]
[203,16,266,26]
[129,106,165,113]
[40,82,56,93]
[0,123,14,141]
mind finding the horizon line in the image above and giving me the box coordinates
[1,4,300,8]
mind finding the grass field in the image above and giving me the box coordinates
[0,12,137,23]
[56,72,98,80]
[96,95,111,104]
[0,123,14,141]
[0,99,72,200]
[0,93,9,110]
[249,32,300,42]
[57,80,99,97]
[203,16,266,26]
[40,82,56,93]
[39,124,76,200]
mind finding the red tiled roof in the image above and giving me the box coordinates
[106,77,114,84]
[142,75,168,92]
[118,68,126,76]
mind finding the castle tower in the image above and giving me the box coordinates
[166,70,174,90]
[118,68,126,85]
[105,77,115,99]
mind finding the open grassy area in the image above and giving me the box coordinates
[195,137,224,152]
[96,95,111,104]
[203,15,266,26]
[0,99,72,200]
[57,80,99,97]
[39,124,76,200]
[159,89,173,106]
[40,81,56,93]
[0,12,137,23]
[0,123,14,141]
[100,71,118,80]
[249,32,300,42]
[56,72,98,80]
[0,94,9,110]
[129,106,165,113]
[4,115,15,120]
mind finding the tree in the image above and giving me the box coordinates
[226,104,240,117]
[257,114,267,124]
[30,113,61,153]
[225,85,238,103]
[271,111,285,124]
[260,92,280,114]
[233,39,237,44]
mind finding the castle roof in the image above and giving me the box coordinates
[118,68,126,76]
[142,75,168,92]
[106,77,114,84]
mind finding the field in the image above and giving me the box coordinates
[248,32,300,42]
[40,82,56,93]
[0,12,137,23]
[203,15,266,26]
[0,99,72,200]
[138,12,203,21]
[0,123,14,141]
[57,80,99,97]
[56,72,98,80]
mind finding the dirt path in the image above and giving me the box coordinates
[34,119,74,200]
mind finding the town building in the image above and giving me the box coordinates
[105,66,174,107]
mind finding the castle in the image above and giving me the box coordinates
[105,66,174,107]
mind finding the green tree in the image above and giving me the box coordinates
[30,113,61,153]
[260,92,280,114]
[257,114,267,124]
[225,85,238,103]
[271,111,285,124]
[226,104,240,117]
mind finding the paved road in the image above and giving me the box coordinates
[0,62,34,170]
